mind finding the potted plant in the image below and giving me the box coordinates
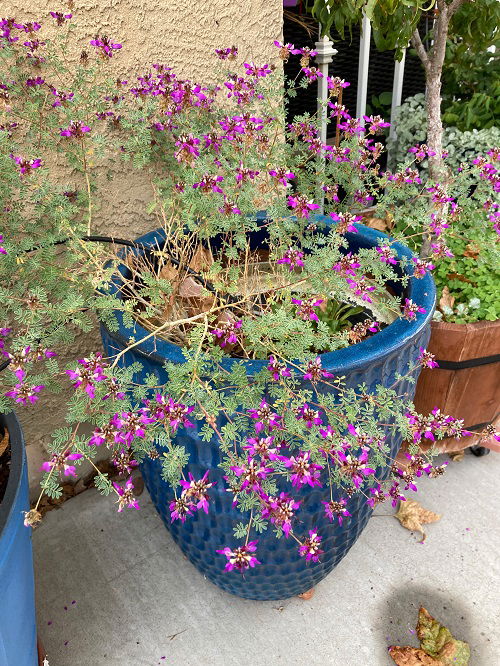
[0,15,481,602]
[0,410,38,666]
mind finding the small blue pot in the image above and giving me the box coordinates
[100,216,435,600]
[0,412,37,665]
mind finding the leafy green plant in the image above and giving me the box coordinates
[1,15,497,575]
[389,94,500,172]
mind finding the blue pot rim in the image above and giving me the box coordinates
[103,215,436,374]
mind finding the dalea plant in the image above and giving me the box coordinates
[0,15,497,575]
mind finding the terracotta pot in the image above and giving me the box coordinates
[413,319,500,452]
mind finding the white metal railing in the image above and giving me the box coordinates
[314,23,408,157]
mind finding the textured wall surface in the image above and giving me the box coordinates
[2,0,283,492]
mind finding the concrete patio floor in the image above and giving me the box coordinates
[34,450,500,666]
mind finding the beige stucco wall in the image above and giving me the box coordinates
[2,0,283,494]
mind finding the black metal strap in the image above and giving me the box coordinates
[435,353,500,371]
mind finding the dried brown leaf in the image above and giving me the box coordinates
[438,286,455,312]
[189,245,213,272]
[463,243,480,259]
[389,608,470,666]
[394,499,441,543]
[389,646,441,665]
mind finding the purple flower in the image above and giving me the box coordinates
[10,154,43,176]
[235,164,260,184]
[50,88,74,107]
[268,167,295,186]
[301,66,323,81]
[148,395,195,431]
[179,471,215,514]
[243,436,281,461]
[113,409,154,445]
[174,134,200,164]
[277,248,304,271]
[323,498,351,525]
[303,357,333,382]
[292,297,323,322]
[336,448,375,488]
[218,198,241,215]
[41,451,83,478]
[287,194,320,219]
[113,477,140,512]
[282,451,323,488]
[102,377,126,401]
[88,422,120,447]
[26,77,44,86]
[169,497,195,522]
[298,530,323,562]
[363,115,390,134]
[231,457,274,493]
[111,449,138,476]
[261,492,300,537]
[387,481,406,508]
[193,173,224,194]
[5,382,44,405]
[408,144,436,161]
[90,36,122,58]
[417,348,438,369]
[326,76,350,96]
[49,12,73,25]
[345,276,376,303]
[216,541,260,572]
[273,40,296,60]
[211,319,242,348]
[0,234,6,255]
[376,245,397,265]
[332,252,361,276]
[66,354,107,398]
[329,211,360,234]
[402,298,426,321]
[412,258,435,278]
[215,46,238,60]
[243,62,273,78]
[366,484,386,507]
[60,121,91,138]
[267,355,291,381]
[322,184,340,202]
[295,403,323,428]
[248,399,282,434]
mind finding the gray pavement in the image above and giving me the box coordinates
[33,451,500,666]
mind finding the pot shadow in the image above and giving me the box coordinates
[375,584,493,665]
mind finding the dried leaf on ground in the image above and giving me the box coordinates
[417,607,470,665]
[394,500,441,543]
[438,286,455,312]
[389,646,441,665]
[389,608,470,666]
[0,431,9,456]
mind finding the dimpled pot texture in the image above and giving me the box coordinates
[100,215,435,600]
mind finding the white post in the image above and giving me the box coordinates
[389,48,406,141]
[388,48,407,168]
[314,35,337,212]
[314,35,337,144]
[356,14,371,122]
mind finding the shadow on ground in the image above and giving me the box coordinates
[376,584,489,665]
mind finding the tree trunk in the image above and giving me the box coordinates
[426,72,445,184]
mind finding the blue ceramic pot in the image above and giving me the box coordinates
[0,412,37,665]
[100,215,435,600]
